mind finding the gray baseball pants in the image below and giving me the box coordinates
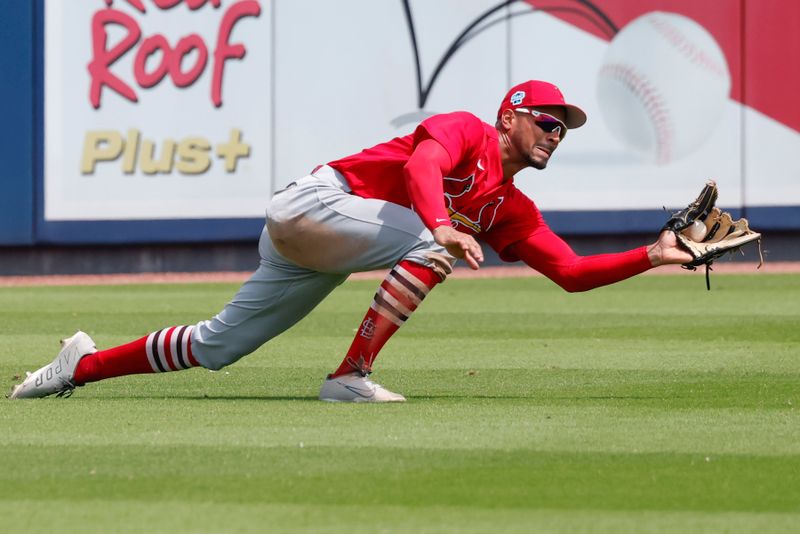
[190,165,455,370]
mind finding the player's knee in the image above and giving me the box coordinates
[191,325,251,370]
[193,345,242,371]
[424,251,455,280]
[402,250,456,281]
[199,355,232,371]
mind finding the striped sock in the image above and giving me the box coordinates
[330,260,440,378]
[73,326,200,385]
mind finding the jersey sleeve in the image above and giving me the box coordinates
[510,231,652,292]
[413,112,485,168]
[402,139,453,230]
[481,186,546,261]
[484,185,653,291]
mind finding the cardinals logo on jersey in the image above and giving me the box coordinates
[443,174,474,198]
[443,174,504,234]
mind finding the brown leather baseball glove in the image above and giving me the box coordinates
[665,181,763,289]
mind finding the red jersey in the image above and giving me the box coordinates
[328,112,544,261]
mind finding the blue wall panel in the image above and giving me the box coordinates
[0,1,35,244]
[36,218,265,245]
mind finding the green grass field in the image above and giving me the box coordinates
[1,273,799,533]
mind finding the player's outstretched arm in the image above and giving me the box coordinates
[510,229,659,292]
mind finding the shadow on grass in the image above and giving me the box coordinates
[65,394,322,401]
[411,394,664,400]
[177,394,668,402]
[71,393,667,402]
[165,395,320,401]
[553,395,666,401]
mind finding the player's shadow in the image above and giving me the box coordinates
[412,394,665,401]
[124,394,665,402]
[175,395,320,401]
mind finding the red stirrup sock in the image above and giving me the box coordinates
[330,260,441,377]
[72,326,200,385]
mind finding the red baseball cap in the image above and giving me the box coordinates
[497,80,587,129]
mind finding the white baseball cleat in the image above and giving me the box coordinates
[319,372,406,403]
[8,331,97,399]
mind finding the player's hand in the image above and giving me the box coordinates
[432,226,484,270]
[647,230,694,266]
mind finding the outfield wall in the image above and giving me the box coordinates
[1,0,798,249]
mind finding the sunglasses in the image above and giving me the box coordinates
[515,108,567,139]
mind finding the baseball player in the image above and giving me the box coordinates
[10,80,694,402]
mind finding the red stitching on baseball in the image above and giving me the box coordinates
[599,63,674,164]
[648,16,727,78]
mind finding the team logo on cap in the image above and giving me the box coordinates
[510,91,525,105]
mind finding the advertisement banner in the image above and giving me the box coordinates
[45,0,269,221]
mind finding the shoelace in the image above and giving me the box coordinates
[345,354,375,376]
[54,378,76,398]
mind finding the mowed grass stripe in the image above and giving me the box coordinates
[3,366,797,410]
[2,501,798,534]
[2,444,799,513]
[1,378,797,456]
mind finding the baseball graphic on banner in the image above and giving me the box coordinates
[596,11,731,165]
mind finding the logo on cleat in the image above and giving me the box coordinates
[340,382,375,399]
